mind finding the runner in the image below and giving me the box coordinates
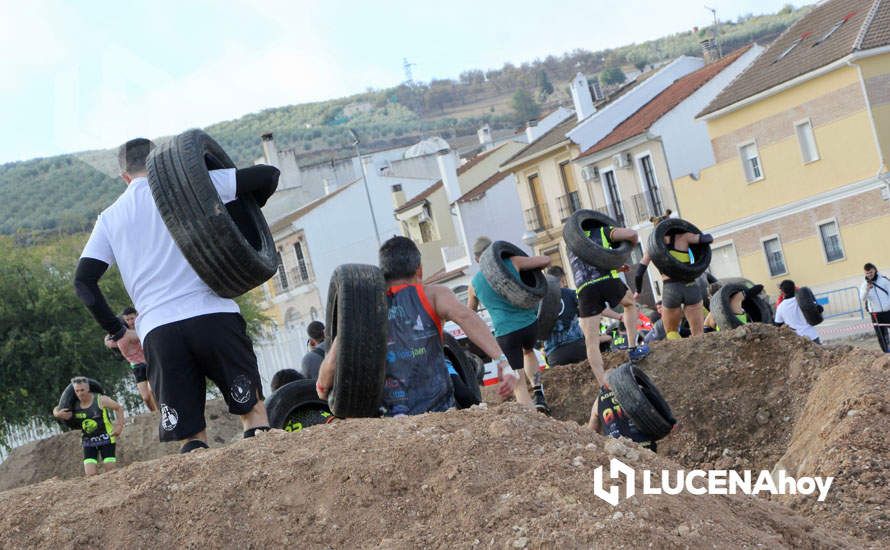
[704,284,764,331]
[588,387,658,452]
[634,212,713,339]
[644,301,667,343]
[774,280,821,343]
[467,237,551,413]
[541,266,587,367]
[52,377,125,476]
[104,306,157,411]
[74,138,280,452]
[316,236,516,414]
[270,369,304,392]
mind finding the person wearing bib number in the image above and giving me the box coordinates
[52,377,125,476]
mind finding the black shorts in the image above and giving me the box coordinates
[83,443,116,463]
[132,363,149,383]
[144,313,264,442]
[495,321,538,371]
[546,339,587,366]
[578,278,628,318]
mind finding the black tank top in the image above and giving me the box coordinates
[72,393,114,447]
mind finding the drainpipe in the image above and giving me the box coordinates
[849,59,888,177]
[655,137,683,220]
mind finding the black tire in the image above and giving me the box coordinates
[442,333,482,408]
[146,129,277,298]
[607,363,675,440]
[536,275,562,341]
[57,379,105,429]
[266,380,332,431]
[479,241,546,309]
[711,282,773,330]
[796,286,824,326]
[721,277,775,316]
[647,218,711,282]
[325,264,388,417]
[563,210,633,270]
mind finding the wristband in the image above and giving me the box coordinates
[110,325,127,342]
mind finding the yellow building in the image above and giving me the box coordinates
[674,0,890,299]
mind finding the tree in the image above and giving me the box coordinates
[536,70,554,99]
[511,89,541,124]
[599,67,627,87]
[634,58,649,72]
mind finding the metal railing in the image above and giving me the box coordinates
[557,191,582,221]
[594,203,626,227]
[814,286,865,320]
[524,204,551,232]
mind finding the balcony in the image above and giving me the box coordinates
[594,203,626,227]
[524,204,551,232]
[630,189,665,225]
[556,191,582,222]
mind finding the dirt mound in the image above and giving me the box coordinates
[0,399,242,492]
[543,324,890,542]
[0,403,867,549]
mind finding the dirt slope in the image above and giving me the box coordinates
[0,403,866,549]
[0,399,242,492]
[542,323,890,542]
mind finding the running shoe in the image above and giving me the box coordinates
[628,344,650,363]
[533,390,551,415]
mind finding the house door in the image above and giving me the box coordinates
[603,171,625,226]
[710,242,743,279]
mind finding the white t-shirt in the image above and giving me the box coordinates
[81,169,240,341]
[774,297,820,341]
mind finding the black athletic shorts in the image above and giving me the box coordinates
[144,313,264,442]
[132,363,149,383]
[495,321,538,371]
[83,443,116,463]
[578,278,629,318]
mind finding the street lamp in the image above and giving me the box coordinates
[349,129,381,247]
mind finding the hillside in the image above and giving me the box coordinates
[0,5,807,236]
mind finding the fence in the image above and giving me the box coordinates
[253,329,309,395]
[814,286,864,321]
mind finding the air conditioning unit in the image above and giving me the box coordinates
[581,165,600,182]
[613,152,631,169]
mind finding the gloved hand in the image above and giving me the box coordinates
[699,233,714,245]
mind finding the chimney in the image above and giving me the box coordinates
[525,120,538,143]
[570,73,596,121]
[477,125,492,148]
[391,184,406,209]
[700,38,720,64]
[436,149,461,203]
[261,133,279,167]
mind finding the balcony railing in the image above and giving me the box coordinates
[630,189,665,225]
[594,203,626,227]
[557,191,582,221]
[524,204,551,232]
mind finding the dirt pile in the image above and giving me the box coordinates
[542,323,890,542]
[0,399,242,492]
[0,403,866,549]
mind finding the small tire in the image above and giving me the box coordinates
[147,129,277,298]
[266,380,332,431]
[647,218,711,282]
[536,275,562,341]
[710,282,773,330]
[796,287,824,326]
[443,333,482,408]
[607,363,675,440]
[562,210,632,270]
[325,264,388,417]
[57,379,105,429]
[479,241,546,309]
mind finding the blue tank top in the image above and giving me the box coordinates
[384,284,455,416]
[471,258,537,337]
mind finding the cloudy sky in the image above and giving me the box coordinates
[0,0,808,164]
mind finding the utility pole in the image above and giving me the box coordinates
[349,129,381,247]
[704,6,723,58]
[402,58,416,84]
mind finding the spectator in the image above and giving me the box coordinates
[541,266,587,366]
[270,369,304,392]
[301,321,327,379]
[861,263,890,353]
[644,301,667,344]
[775,280,820,343]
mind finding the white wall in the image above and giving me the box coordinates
[567,56,705,151]
[651,45,763,181]
[458,173,531,275]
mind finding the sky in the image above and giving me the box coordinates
[0,0,809,164]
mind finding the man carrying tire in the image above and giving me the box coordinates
[317,236,517,415]
[541,266,587,366]
[52,377,125,476]
[467,237,551,412]
[104,306,157,411]
[774,280,821,343]
[74,138,281,452]
[861,263,890,353]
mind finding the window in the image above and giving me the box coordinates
[418,204,436,243]
[740,143,763,182]
[818,220,844,262]
[795,120,820,163]
[762,237,787,277]
[774,37,802,63]
[602,170,625,226]
[813,13,855,47]
[276,250,289,291]
[638,155,663,216]
[294,241,311,282]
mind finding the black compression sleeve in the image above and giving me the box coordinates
[74,258,126,337]
[634,263,647,293]
[235,165,280,207]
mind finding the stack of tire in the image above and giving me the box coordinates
[56,378,104,430]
